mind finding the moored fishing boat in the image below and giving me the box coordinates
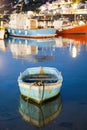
[18,67,63,104]
[6,13,56,38]
[56,20,87,35]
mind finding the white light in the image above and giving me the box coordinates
[73,4,78,9]
[71,46,77,58]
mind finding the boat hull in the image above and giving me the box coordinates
[7,28,56,39]
[18,67,63,104]
[56,24,87,35]
[18,81,62,103]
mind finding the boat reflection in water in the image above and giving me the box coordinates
[0,40,7,52]
[7,37,56,62]
[19,94,62,128]
[54,36,81,58]
[62,34,87,43]
[63,38,81,58]
[6,35,87,60]
[57,36,82,58]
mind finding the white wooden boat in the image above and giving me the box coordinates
[18,67,63,104]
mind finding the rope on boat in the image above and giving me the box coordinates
[41,82,45,101]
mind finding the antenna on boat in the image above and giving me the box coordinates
[40,66,44,74]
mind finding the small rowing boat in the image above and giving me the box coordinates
[18,67,63,104]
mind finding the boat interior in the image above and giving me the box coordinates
[22,74,58,84]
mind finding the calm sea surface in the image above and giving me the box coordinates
[0,35,87,130]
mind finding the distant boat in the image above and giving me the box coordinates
[55,20,87,35]
[18,67,63,104]
[19,94,62,128]
[6,13,56,38]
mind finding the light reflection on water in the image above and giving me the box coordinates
[0,35,87,130]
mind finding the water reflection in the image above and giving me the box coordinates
[68,40,81,58]
[62,34,87,58]
[0,40,7,52]
[0,35,87,130]
[7,37,56,62]
[55,37,81,58]
[19,94,62,129]
[2,35,87,61]
[62,34,87,43]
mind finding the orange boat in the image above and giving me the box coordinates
[56,23,87,35]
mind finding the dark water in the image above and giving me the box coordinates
[0,36,87,130]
